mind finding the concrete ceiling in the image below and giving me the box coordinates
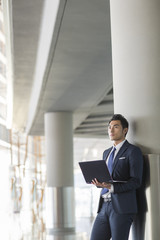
[3,0,114,137]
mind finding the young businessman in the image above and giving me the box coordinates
[90,114,143,240]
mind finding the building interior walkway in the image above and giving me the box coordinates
[0,137,106,240]
[0,136,134,240]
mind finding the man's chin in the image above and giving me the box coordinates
[109,136,115,140]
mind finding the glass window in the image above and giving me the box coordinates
[0,60,6,77]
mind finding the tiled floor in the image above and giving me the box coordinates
[0,208,93,240]
[0,208,134,240]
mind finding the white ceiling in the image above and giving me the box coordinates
[4,0,114,137]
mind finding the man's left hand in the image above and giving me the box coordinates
[91,178,112,189]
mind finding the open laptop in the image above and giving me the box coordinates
[79,160,126,184]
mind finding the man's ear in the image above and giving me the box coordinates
[124,128,128,135]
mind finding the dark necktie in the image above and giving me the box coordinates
[101,147,116,195]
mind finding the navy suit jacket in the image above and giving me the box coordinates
[97,140,143,214]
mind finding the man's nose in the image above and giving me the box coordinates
[110,127,114,132]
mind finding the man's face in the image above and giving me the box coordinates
[108,120,128,144]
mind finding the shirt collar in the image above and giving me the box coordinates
[113,139,126,152]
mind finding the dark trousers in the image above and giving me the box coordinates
[90,201,135,240]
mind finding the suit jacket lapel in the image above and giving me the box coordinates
[112,140,130,173]
[103,147,112,160]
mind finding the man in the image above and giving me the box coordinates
[90,114,143,240]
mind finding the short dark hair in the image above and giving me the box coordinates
[109,114,129,129]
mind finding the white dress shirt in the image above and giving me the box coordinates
[102,139,126,199]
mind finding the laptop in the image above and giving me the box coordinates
[79,160,126,184]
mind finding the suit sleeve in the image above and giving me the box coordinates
[113,147,143,194]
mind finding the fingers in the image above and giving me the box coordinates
[91,178,101,186]
[91,179,111,189]
[91,178,98,184]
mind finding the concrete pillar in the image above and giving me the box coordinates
[110,1,160,239]
[44,112,75,234]
[110,0,160,153]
